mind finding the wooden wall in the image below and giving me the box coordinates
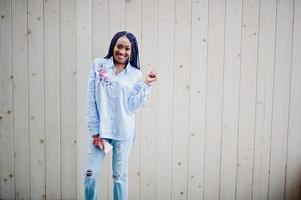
[1,0,301,199]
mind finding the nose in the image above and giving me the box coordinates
[119,48,126,55]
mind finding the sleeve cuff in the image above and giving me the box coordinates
[88,128,99,136]
[139,80,151,90]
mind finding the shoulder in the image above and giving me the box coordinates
[91,58,111,71]
[92,57,108,66]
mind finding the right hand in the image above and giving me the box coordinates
[92,134,104,150]
[144,70,158,86]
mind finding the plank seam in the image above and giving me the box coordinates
[250,0,261,199]
[202,0,210,198]
[267,0,278,198]
[219,0,227,199]
[284,0,295,198]
[234,0,244,198]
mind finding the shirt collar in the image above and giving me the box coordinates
[108,56,130,74]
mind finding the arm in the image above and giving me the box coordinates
[86,60,100,136]
[127,71,152,113]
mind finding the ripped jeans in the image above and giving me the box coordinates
[84,135,134,200]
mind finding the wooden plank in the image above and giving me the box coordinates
[11,0,31,198]
[44,0,61,198]
[219,0,242,199]
[27,0,45,199]
[0,0,15,198]
[124,0,142,199]
[203,0,225,199]
[92,0,109,58]
[76,0,92,199]
[156,0,174,199]
[252,0,276,199]
[187,0,208,199]
[171,0,191,199]
[92,0,110,199]
[268,0,293,199]
[108,0,125,37]
[60,0,77,199]
[235,0,259,199]
[140,0,157,199]
[285,0,301,199]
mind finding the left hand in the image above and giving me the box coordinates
[144,70,158,86]
[92,136,104,150]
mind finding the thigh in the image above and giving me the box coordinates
[86,137,106,176]
[111,136,134,174]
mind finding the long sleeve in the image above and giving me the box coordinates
[127,71,151,113]
[86,60,100,136]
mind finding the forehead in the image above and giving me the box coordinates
[115,36,131,47]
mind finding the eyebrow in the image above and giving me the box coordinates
[116,43,131,48]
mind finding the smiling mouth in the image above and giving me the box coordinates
[117,55,126,59]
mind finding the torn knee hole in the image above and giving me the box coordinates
[86,169,93,177]
[112,174,120,181]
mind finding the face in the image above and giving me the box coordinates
[113,36,132,65]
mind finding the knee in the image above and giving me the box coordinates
[85,169,95,179]
[112,172,127,183]
[112,173,120,182]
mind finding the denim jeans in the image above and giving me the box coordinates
[84,135,134,200]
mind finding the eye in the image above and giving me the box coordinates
[116,44,123,49]
[125,47,131,51]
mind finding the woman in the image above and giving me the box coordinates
[84,31,157,200]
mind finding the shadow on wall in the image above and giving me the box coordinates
[285,170,301,199]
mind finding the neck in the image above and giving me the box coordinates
[115,63,125,69]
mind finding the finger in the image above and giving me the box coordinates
[96,139,101,148]
[151,70,158,76]
[152,72,158,78]
[98,139,104,150]
[148,77,157,82]
[148,74,155,78]
[101,140,105,150]
[94,138,101,148]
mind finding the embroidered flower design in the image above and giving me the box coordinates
[100,70,109,78]
[97,64,112,86]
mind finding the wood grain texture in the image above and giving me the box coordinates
[60,0,77,199]
[204,0,225,199]
[0,0,14,198]
[76,0,92,199]
[28,0,45,199]
[171,0,191,199]
[236,0,259,199]
[12,0,30,198]
[285,1,301,199]
[252,0,276,199]
[220,0,241,199]
[188,0,208,199]
[44,0,61,198]
[269,0,294,199]
[156,0,174,199]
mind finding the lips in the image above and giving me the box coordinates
[117,55,126,59]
